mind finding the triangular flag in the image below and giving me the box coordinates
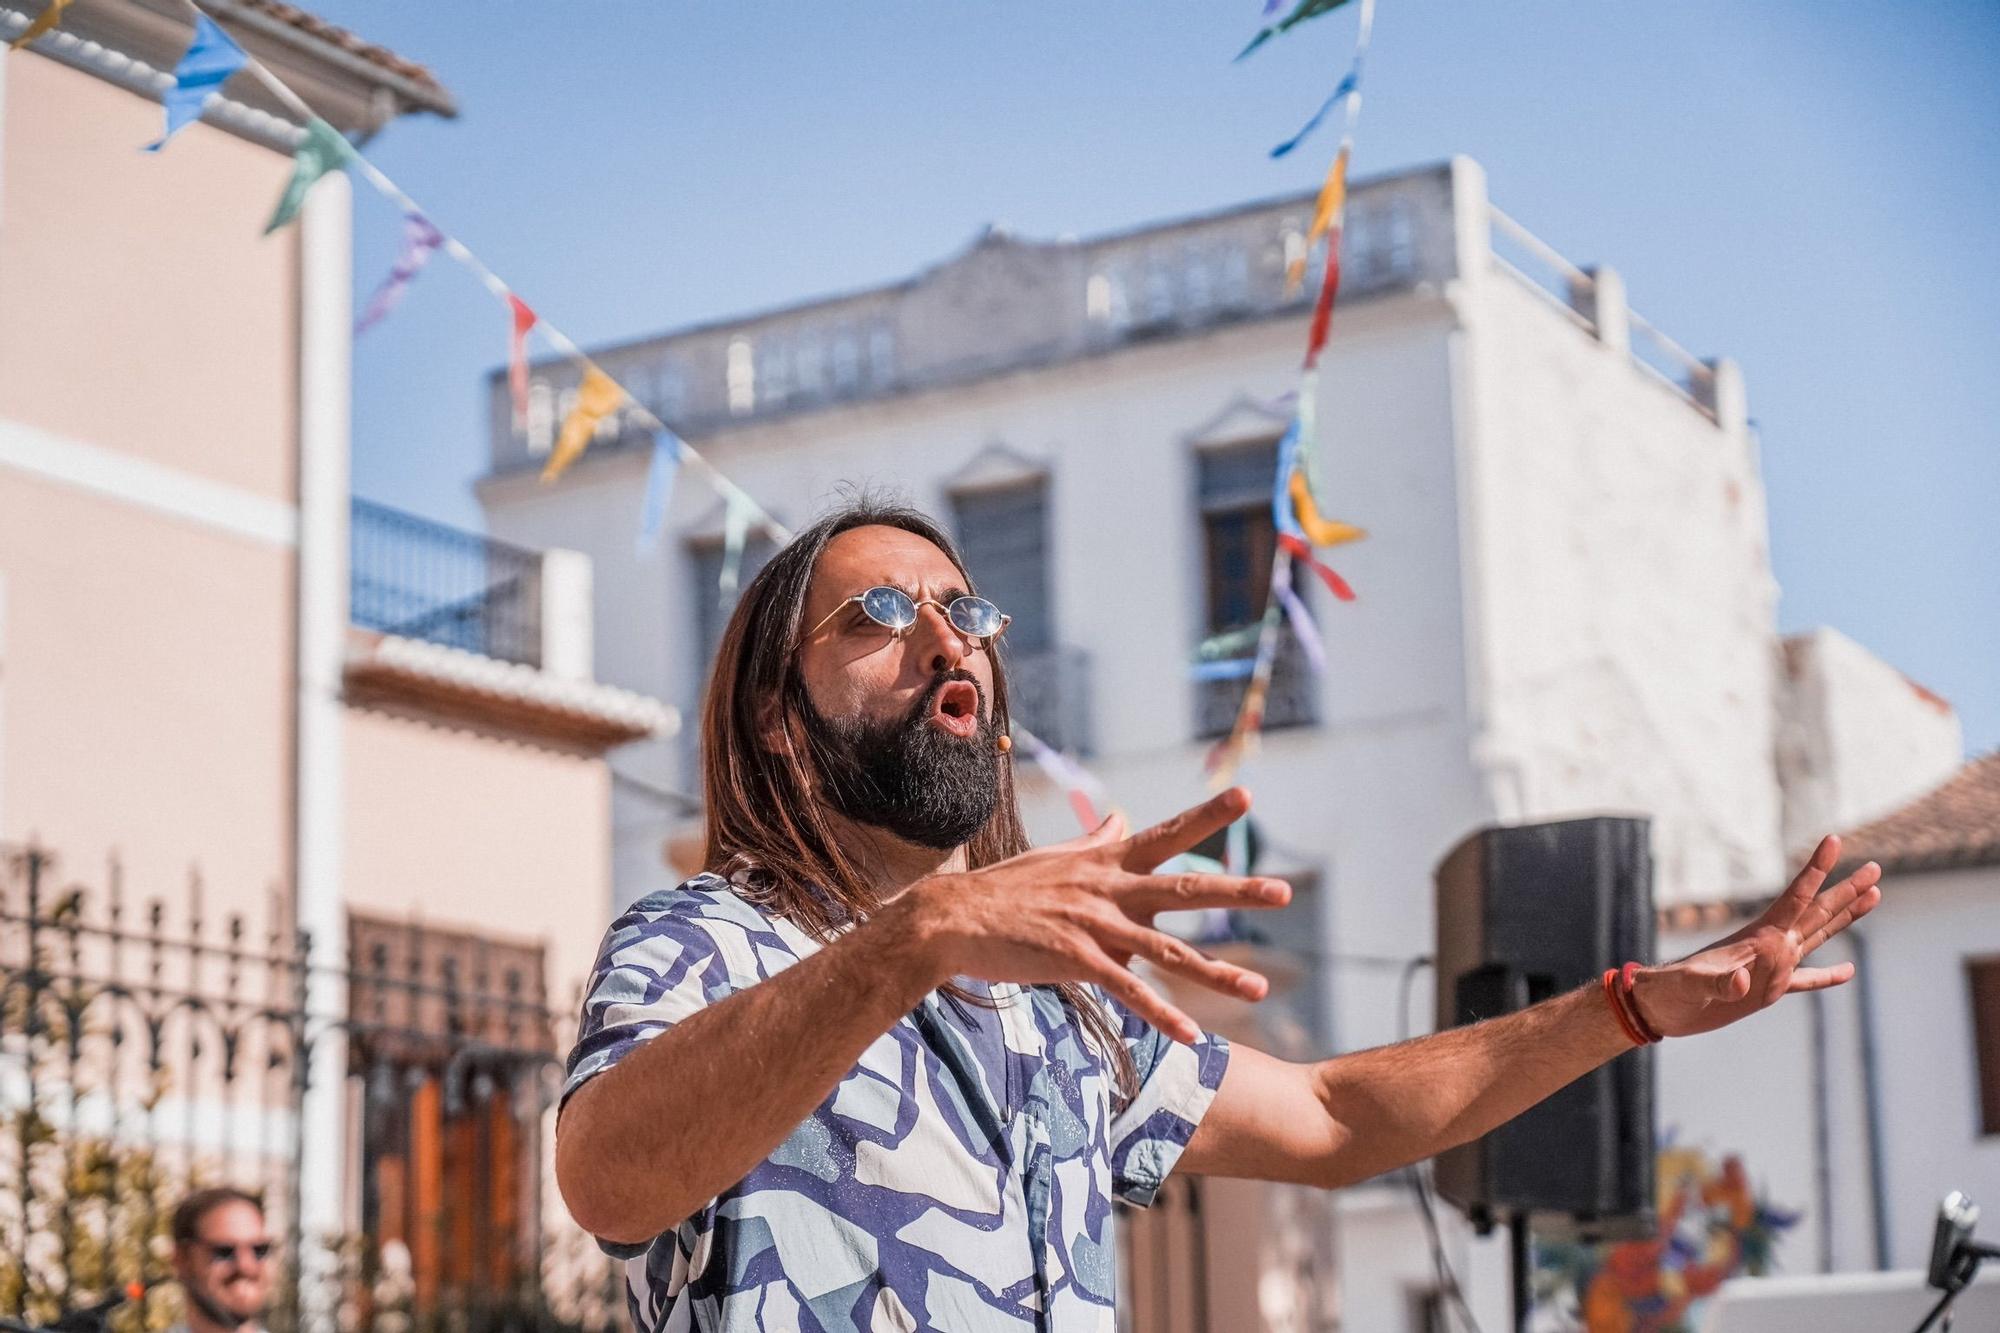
[1270,68,1357,160]
[1287,145,1350,293]
[508,295,537,426]
[1280,533,1357,601]
[1303,223,1344,368]
[9,0,73,50]
[1275,577,1328,674]
[263,118,353,235]
[635,430,684,554]
[1288,471,1367,548]
[355,212,445,335]
[718,493,755,599]
[542,366,624,482]
[1236,0,1359,60]
[145,14,248,152]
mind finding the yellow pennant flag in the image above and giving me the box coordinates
[1286,145,1351,294]
[1288,471,1367,548]
[542,366,625,482]
[10,0,73,49]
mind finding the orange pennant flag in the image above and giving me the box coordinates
[1286,145,1351,294]
[541,367,624,482]
[10,0,73,49]
[1288,471,1367,548]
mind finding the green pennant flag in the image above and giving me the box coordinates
[263,118,354,235]
[1237,0,1358,61]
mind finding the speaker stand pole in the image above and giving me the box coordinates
[1509,1212,1532,1333]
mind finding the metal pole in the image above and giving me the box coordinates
[1509,1212,1531,1333]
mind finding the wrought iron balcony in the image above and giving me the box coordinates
[351,498,544,668]
[1194,629,1318,740]
[1004,643,1093,757]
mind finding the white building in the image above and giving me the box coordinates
[479,157,1972,1330]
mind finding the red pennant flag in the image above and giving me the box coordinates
[1303,227,1343,370]
[1280,533,1357,601]
[508,295,537,425]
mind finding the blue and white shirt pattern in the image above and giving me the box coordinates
[562,874,1231,1332]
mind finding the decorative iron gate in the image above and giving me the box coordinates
[0,845,618,1333]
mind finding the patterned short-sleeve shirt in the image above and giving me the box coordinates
[562,874,1230,1333]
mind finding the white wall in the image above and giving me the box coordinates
[1459,242,1785,904]
[1777,626,1964,855]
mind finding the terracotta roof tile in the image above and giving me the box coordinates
[230,0,452,112]
[1835,750,2000,876]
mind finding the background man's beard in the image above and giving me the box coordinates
[798,670,1002,851]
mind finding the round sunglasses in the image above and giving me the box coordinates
[805,585,1010,645]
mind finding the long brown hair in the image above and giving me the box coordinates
[699,497,1135,1097]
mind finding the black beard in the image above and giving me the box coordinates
[795,669,1001,851]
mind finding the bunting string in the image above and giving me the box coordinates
[110,0,1390,834]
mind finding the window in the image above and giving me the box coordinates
[726,337,756,415]
[648,359,686,425]
[758,338,793,408]
[1195,440,1316,737]
[1218,246,1251,309]
[867,322,897,386]
[524,381,553,456]
[952,480,1052,656]
[1200,442,1279,633]
[1968,957,2000,1135]
[795,334,826,399]
[1384,198,1416,277]
[1143,260,1175,323]
[690,534,777,688]
[349,914,550,1312]
[831,328,861,393]
[1182,245,1213,314]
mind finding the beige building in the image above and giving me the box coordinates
[0,3,666,1326]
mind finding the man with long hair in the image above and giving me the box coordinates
[555,498,1881,1331]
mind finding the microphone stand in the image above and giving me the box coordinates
[1915,1239,2000,1333]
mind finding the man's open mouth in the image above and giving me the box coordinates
[929,679,981,738]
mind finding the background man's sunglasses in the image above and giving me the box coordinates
[202,1242,273,1264]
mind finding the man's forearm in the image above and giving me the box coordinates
[555,904,940,1244]
[1309,983,1633,1187]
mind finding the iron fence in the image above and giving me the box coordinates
[0,846,616,1333]
[350,501,545,669]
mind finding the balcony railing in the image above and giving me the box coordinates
[1194,630,1318,740]
[1005,644,1093,757]
[351,498,544,668]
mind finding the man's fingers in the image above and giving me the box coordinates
[1119,872,1292,914]
[1096,917,1269,1002]
[1120,788,1252,872]
[1801,880,1883,955]
[1714,965,1752,1001]
[1080,949,1201,1044]
[1786,962,1856,993]
[1782,834,1841,904]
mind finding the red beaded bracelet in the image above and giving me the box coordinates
[1620,962,1663,1043]
[1601,967,1660,1046]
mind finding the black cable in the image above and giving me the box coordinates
[1397,956,1488,1333]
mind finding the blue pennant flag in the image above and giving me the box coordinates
[635,430,684,554]
[1270,418,1306,541]
[145,14,248,153]
[1271,68,1358,159]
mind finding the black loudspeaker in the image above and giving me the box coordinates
[1432,815,1656,1236]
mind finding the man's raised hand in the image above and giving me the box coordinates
[889,788,1290,1044]
[1631,834,1884,1039]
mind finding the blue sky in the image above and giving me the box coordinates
[316,1,1999,753]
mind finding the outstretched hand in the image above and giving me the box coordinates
[1632,835,1883,1039]
[895,788,1291,1044]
